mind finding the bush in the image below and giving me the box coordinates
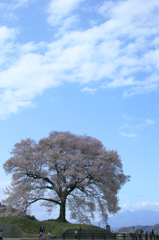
[23,215,37,221]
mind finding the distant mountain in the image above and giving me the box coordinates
[92,210,159,231]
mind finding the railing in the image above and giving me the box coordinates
[116,233,158,240]
[61,233,159,240]
[62,232,112,240]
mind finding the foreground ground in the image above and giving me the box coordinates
[0,216,100,238]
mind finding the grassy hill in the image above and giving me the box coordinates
[0,216,100,238]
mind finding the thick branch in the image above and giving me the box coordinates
[26,172,57,190]
[26,197,60,208]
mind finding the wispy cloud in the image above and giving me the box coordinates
[81,87,97,94]
[121,202,159,212]
[122,74,159,97]
[118,124,131,130]
[0,0,33,10]
[142,118,154,126]
[120,132,137,138]
[46,0,84,30]
[0,0,34,22]
[122,114,134,120]
[98,0,159,97]
[12,0,32,8]
[119,118,154,130]
[119,117,154,138]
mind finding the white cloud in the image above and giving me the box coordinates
[97,0,159,96]
[118,124,131,130]
[120,132,137,138]
[99,0,159,38]
[119,117,154,138]
[142,118,154,126]
[12,0,31,8]
[106,78,135,89]
[119,118,154,129]
[121,202,159,212]
[81,87,97,93]
[122,74,159,98]
[122,114,134,120]
[0,26,16,44]
[151,37,159,47]
[47,0,84,29]
[0,26,18,70]
[1,0,159,119]
[0,0,34,11]
[0,51,62,119]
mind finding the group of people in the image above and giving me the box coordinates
[39,227,51,239]
[131,227,155,239]
[145,230,155,235]
[0,229,3,240]
[39,225,82,239]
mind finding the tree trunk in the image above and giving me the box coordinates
[57,200,67,222]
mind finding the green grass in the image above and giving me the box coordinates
[0,216,100,238]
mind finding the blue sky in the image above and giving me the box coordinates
[0,0,159,222]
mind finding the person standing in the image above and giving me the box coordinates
[42,227,45,239]
[135,229,139,240]
[47,231,51,240]
[131,227,135,240]
[139,229,141,239]
[79,226,81,240]
[145,231,148,239]
[39,227,43,239]
[0,229,3,240]
[131,228,135,234]
[74,229,78,239]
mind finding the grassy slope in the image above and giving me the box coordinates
[0,216,100,238]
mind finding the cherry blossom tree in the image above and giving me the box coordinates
[3,131,130,223]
